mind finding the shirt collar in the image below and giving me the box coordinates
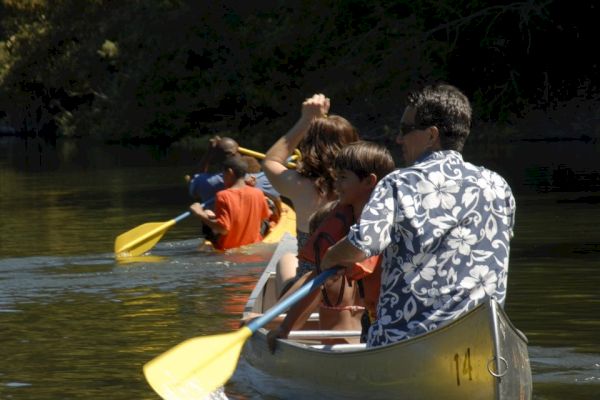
[415,150,463,164]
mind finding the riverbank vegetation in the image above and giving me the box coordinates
[0,1,597,147]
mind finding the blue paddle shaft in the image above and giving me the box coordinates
[174,211,191,223]
[246,269,338,333]
[174,200,210,223]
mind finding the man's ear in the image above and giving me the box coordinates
[428,126,442,149]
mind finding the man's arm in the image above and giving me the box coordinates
[193,136,222,174]
[190,202,228,235]
[320,236,368,271]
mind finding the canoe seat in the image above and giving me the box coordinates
[288,330,361,339]
[278,312,320,321]
[309,343,367,351]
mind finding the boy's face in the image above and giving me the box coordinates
[335,169,373,207]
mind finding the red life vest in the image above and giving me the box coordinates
[298,203,381,308]
[298,204,354,267]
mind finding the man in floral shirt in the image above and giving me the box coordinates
[321,83,516,347]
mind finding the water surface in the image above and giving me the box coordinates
[0,137,598,399]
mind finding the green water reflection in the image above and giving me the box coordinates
[0,140,200,258]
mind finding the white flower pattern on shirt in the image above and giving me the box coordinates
[348,150,516,347]
[417,171,460,210]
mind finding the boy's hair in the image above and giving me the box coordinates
[407,83,472,152]
[333,141,395,180]
[222,156,248,179]
[242,155,261,173]
[308,200,339,235]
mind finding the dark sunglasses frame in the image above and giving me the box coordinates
[398,123,422,138]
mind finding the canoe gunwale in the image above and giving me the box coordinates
[253,298,524,355]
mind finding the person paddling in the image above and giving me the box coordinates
[262,93,359,294]
[267,141,395,351]
[187,136,280,210]
[187,136,239,208]
[189,157,271,250]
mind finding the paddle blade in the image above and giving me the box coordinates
[144,327,252,400]
[114,221,173,257]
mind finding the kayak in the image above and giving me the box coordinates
[241,234,532,400]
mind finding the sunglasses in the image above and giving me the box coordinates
[398,123,421,138]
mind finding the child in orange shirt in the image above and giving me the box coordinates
[267,141,395,350]
[190,157,271,250]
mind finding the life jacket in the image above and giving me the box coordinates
[351,257,381,322]
[298,204,354,267]
[298,204,381,307]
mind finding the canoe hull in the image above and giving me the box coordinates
[241,235,532,400]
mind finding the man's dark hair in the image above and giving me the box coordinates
[213,137,239,164]
[407,83,472,152]
[222,156,248,179]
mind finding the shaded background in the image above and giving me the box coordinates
[0,0,598,153]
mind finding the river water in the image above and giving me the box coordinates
[0,137,598,399]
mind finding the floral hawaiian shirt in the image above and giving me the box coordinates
[347,150,516,347]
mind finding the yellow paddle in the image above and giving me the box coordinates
[143,268,337,400]
[114,211,191,257]
[238,146,299,169]
[114,203,206,258]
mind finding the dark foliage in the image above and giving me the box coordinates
[0,0,597,146]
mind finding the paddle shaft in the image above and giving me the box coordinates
[246,268,337,333]
[174,211,191,223]
[238,146,297,169]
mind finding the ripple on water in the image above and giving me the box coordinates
[530,346,600,384]
[5,382,32,388]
